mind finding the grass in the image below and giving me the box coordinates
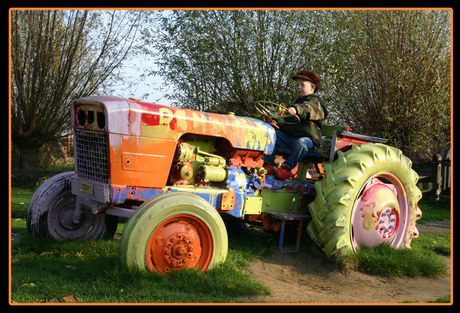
[339,242,449,278]
[10,186,37,218]
[417,196,451,223]
[10,188,275,303]
[401,297,451,304]
[412,231,451,255]
[11,219,273,303]
[337,232,450,278]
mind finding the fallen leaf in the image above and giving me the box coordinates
[21,283,36,288]
[39,252,53,257]
[65,265,76,270]
[74,251,83,258]
[53,252,70,258]
[62,295,81,303]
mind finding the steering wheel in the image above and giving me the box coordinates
[254,100,300,129]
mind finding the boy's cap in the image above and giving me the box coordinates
[292,70,321,92]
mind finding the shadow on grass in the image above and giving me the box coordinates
[10,227,272,304]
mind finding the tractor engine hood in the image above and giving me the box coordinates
[72,95,276,155]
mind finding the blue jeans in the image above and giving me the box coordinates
[263,130,314,169]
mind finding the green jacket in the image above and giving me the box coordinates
[279,93,328,147]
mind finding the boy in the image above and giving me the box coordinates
[264,70,328,180]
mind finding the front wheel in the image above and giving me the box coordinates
[307,143,422,258]
[26,172,118,241]
[119,192,228,273]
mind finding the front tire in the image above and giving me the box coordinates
[26,172,118,241]
[307,143,422,258]
[119,192,228,273]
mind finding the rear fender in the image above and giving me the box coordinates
[330,131,387,161]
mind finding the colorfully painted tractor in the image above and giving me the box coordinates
[26,96,422,273]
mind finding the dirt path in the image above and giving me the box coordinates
[239,221,452,304]
[240,251,450,303]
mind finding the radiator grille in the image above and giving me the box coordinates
[75,129,109,183]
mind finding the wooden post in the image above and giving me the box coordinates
[432,154,442,200]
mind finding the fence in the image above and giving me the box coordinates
[11,169,66,186]
[415,154,451,200]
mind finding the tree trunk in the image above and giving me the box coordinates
[17,144,42,187]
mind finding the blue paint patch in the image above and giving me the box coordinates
[266,125,276,155]
[119,185,228,212]
[111,186,127,204]
[225,166,251,218]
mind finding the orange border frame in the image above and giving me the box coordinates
[8,7,453,306]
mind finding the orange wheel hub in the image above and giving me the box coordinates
[146,215,213,273]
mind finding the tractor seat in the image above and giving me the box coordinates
[274,147,324,158]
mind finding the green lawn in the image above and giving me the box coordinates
[417,196,451,223]
[11,219,273,303]
[337,232,450,278]
[10,186,37,218]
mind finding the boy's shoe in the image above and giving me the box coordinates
[263,164,276,176]
[276,165,292,180]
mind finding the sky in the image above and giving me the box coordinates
[109,10,173,107]
[110,55,173,107]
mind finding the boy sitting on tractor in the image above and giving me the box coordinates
[263,70,329,179]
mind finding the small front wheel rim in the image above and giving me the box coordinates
[47,194,101,241]
[350,172,410,251]
[146,214,213,273]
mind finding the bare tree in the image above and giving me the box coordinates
[11,10,144,183]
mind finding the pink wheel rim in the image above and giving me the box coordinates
[350,172,410,251]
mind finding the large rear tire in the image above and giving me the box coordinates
[307,143,422,258]
[119,192,228,273]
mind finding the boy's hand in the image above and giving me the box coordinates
[288,107,297,115]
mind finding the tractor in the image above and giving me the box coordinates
[26,96,422,273]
